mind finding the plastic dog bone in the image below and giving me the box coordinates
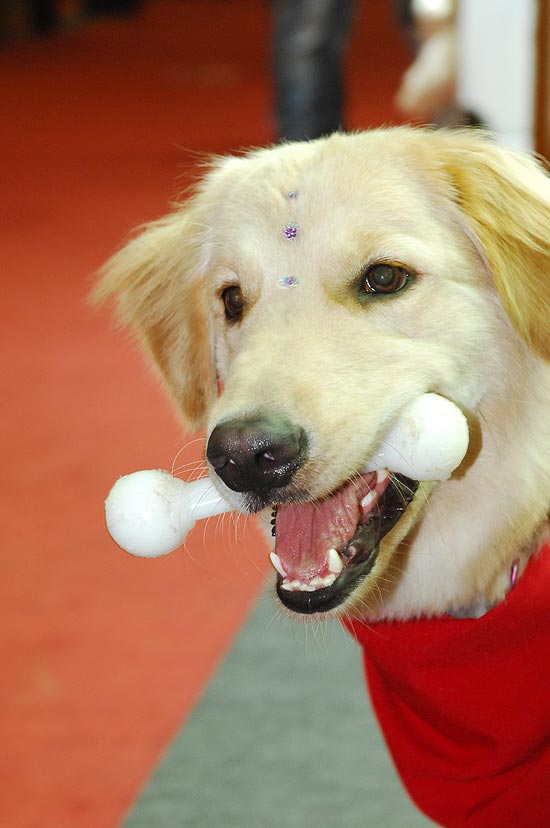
[105,472,229,559]
[104,393,469,558]
[362,392,469,480]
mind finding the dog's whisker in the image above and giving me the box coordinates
[263,601,287,638]
[170,438,207,476]
[310,616,331,655]
[213,511,232,549]
[171,461,208,480]
[212,512,261,577]
[196,511,247,577]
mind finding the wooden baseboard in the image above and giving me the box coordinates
[535,0,550,159]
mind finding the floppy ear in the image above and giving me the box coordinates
[92,199,216,430]
[430,130,550,360]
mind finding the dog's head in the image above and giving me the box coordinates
[96,128,550,619]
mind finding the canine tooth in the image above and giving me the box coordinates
[270,552,287,578]
[361,490,377,509]
[376,469,389,484]
[328,548,343,574]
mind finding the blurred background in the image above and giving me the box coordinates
[1,2,548,827]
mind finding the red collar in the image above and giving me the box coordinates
[345,544,550,828]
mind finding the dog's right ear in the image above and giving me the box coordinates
[427,129,550,361]
[92,198,216,431]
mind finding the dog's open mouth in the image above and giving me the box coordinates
[271,471,418,614]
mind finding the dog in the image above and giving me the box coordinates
[96,128,550,827]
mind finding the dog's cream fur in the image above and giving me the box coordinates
[96,128,550,621]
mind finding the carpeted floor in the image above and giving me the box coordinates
[0,2,421,826]
[123,591,430,828]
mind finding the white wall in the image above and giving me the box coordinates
[457,0,537,150]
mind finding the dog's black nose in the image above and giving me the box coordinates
[206,414,308,494]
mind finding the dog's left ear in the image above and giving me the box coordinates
[92,200,217,431]
[92,154,251,429]
[431,130,550,360]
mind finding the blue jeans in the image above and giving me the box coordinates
[272,0,355,141]
[272,0,413,141]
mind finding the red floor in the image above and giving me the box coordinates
[0,3,411,826]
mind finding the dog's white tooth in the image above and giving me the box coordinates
[328,547,343,574]
[361,490,377,509]
[299,583,316,592]
[281,580,293,591]
[310,576,325,589]
[376,469,389,485]
[321,573,337,588]
[269,552,287,578]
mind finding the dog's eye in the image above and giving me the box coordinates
[361,263,411,296]
[221,285,245,322]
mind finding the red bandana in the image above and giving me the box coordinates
[345,544,550,828]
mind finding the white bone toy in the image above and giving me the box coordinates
[104,393,469,558]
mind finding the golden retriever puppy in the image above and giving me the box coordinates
[96,128,550,827]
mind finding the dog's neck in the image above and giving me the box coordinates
[377,342,550,621]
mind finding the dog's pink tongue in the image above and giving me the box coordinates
[275,481,362,580]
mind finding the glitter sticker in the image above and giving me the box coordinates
[283,222,299,240]
[278,276,300,288]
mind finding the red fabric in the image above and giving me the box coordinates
[345,544,550,828]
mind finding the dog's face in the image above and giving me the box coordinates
[97,128,550,620]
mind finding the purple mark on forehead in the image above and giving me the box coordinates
[279,275,299,288]
[283,222,299,239]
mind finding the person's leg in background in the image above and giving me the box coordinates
[272,0,355,141]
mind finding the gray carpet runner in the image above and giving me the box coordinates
[123,586,431,827]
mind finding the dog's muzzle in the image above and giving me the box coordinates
[207,413,419,616]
